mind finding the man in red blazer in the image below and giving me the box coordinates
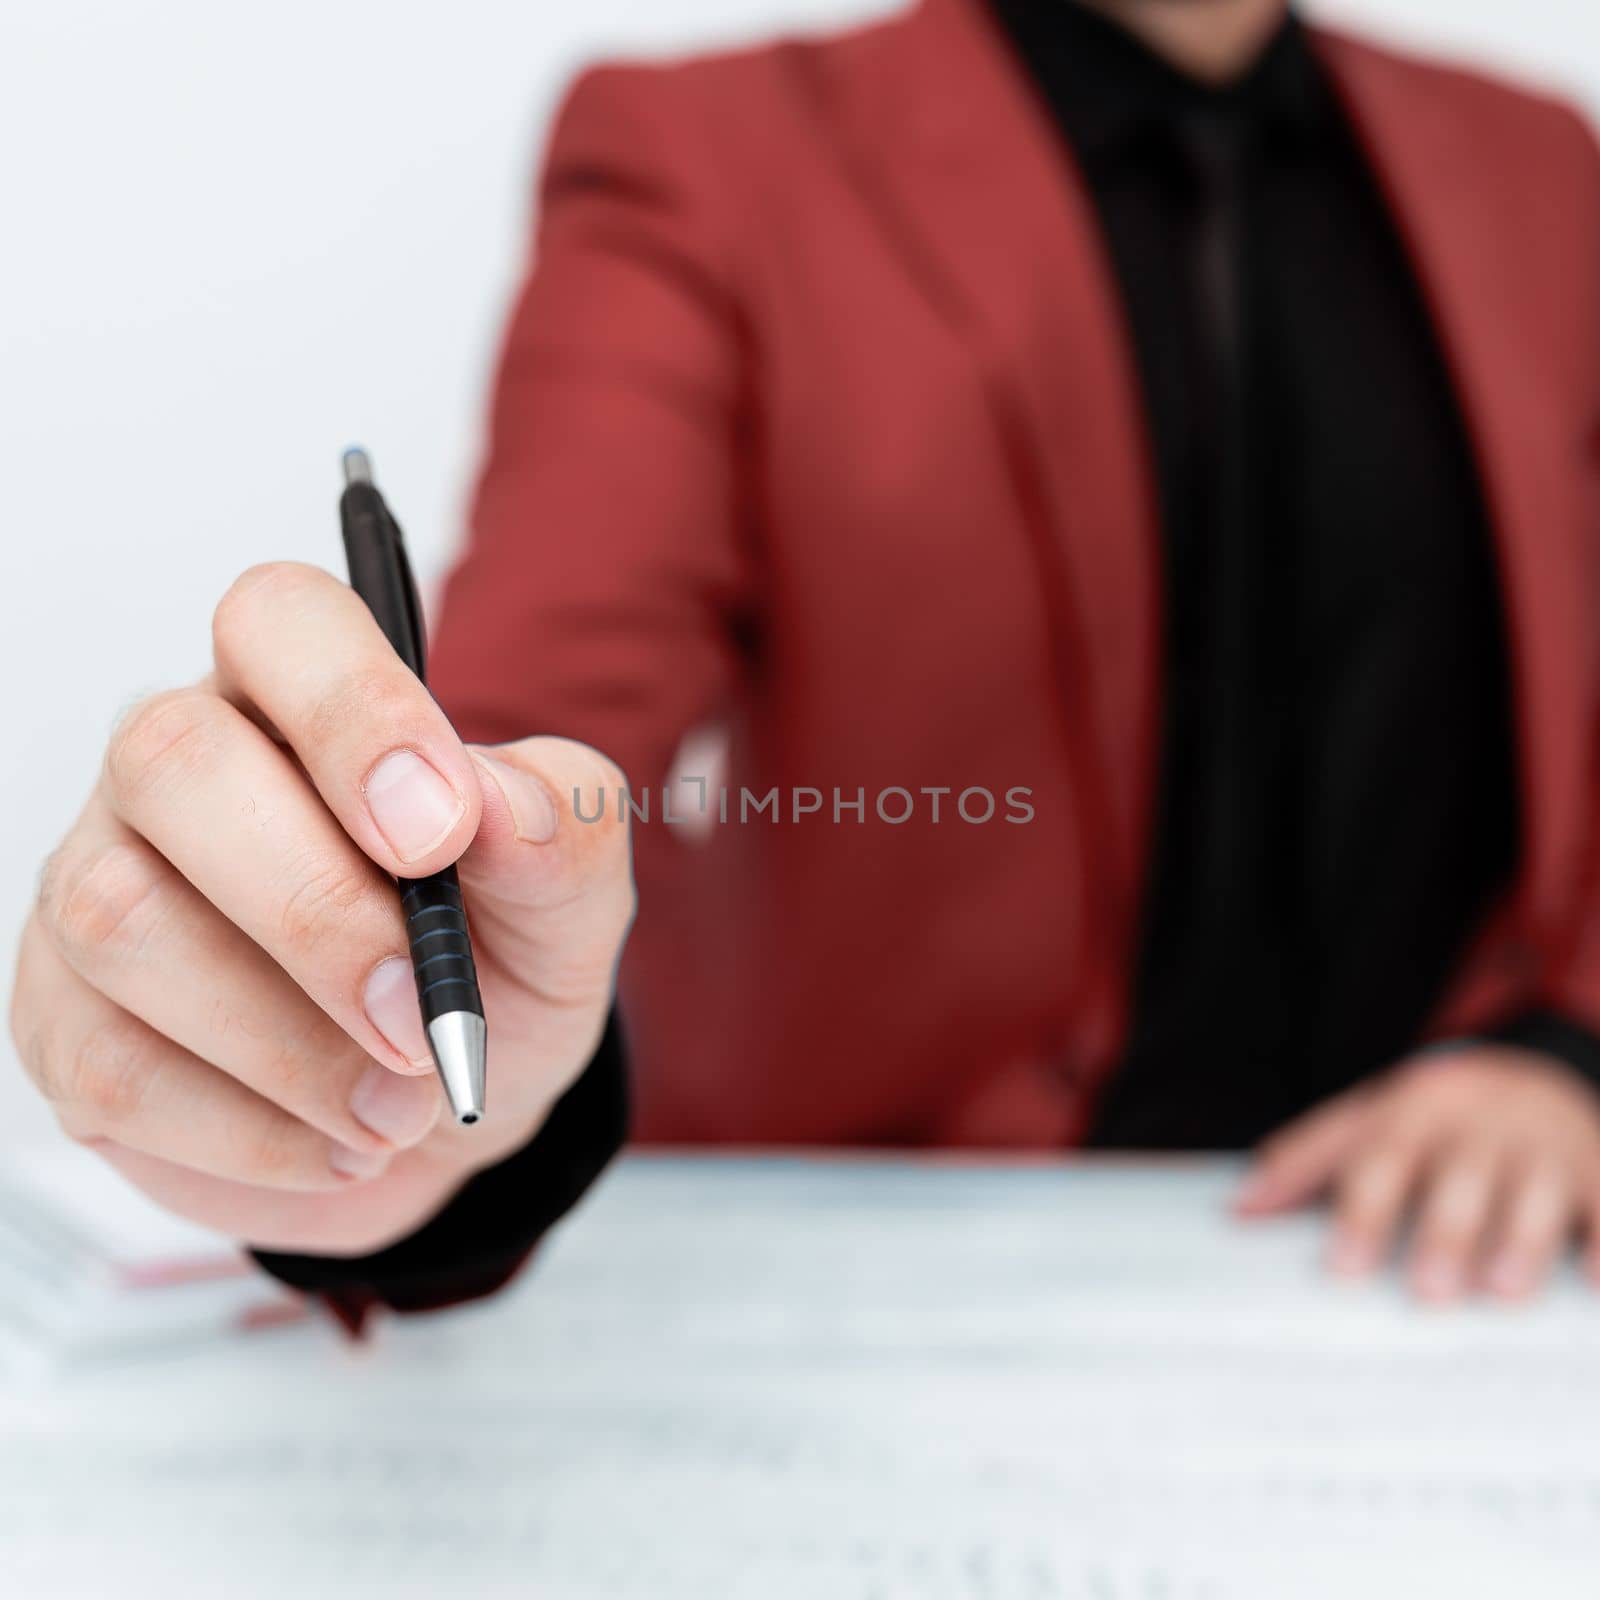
[14,0,1600,1319]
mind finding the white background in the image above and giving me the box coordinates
[1,0,1596,1147]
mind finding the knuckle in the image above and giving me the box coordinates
[237,1117,310,1187]
[304,666,417,755]
[106,688,224,808]
[212,561,325,657]
[66,1019,155,1125]
[258,1028,330,1111]
[277,853,375,958]
[40,842,166,963]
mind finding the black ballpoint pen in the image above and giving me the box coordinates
[339,447,487,1124]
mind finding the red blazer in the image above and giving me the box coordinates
[430,0,1600,1148]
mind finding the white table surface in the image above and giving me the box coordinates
[4,1153,1600,1598]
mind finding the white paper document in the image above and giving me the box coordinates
[0,1146,301,1378]
[3,1155,1600,1597]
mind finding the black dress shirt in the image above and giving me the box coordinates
[989,0,1600,1145]
[258,1,1600,1315]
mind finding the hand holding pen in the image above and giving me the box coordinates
[9,456,633,1259]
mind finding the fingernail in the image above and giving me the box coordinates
[350,1063,440,1146]
[474,752,559,844]
[330,1143,390,1182]
[1329,1235,1374,1276]
[363,956,433,1072]
[1414,1258,1463,1302]
[363,749,466,864]
[1487,1254,1531,1297]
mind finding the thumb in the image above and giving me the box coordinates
[456,737,635,1003]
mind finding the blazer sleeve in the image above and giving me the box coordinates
[427,62,754,788]
[251,1013,628,1333]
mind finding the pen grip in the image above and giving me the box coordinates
[402,867,483,1025]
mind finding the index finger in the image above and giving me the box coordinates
[1329,1134,1432,1276]
[210,562,481,878]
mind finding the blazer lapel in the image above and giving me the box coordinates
[803,0,1164,973]
[1317,30,1593,938]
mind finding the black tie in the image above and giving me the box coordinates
[1088,105,1300,1149]
[1178,107,1295,1099]
[1184,111,1267,932]
[1190,106,1299,1081]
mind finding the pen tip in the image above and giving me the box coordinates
[342,446,374,487]
[427,1011,487,1125]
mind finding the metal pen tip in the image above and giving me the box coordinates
[342,446,374,487]
[426,1011,487,1125]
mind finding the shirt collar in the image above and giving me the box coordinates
[987,2,1333,161]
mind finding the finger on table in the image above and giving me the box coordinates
[1328,1135,1428,1276]
[1405,1140,1503,1303]
[1482,1158,1576,1300]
